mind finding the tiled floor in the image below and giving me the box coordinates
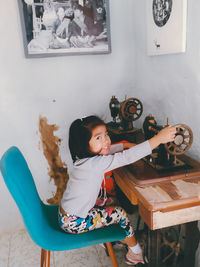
[0,229,128,267]
[0,213,139,267]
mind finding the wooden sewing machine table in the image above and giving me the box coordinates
[113,154,200,266]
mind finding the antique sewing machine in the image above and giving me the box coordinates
[143,114,193,171]
[107,96,143,130]
[107,96,144,143]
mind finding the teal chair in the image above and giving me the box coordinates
[0,147,126,267]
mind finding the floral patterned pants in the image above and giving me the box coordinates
[59,206,134,238]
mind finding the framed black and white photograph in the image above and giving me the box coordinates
[18,0,111,58]
[147,0,187,56]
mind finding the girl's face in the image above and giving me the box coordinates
[89,125,111,155]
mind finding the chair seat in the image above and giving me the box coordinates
[37,204,126,251]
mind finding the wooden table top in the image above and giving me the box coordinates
[113,155,200,212]
[115,154,200,185]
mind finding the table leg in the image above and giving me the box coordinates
[147,228,160,267]
[182,221,200,267]
[146,222,199,267]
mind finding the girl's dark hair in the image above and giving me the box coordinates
[69,115,106,162]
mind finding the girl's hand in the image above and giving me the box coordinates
[148,126,176,150]
[157,126,176,144]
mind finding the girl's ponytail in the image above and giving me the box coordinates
[68,119,83,162]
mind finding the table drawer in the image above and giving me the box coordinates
[139,201,200,230]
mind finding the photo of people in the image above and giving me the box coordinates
[20,0,110,57]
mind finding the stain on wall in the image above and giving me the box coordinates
[39,116,69,205]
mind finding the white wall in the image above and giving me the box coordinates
[0,0,136,234]
[132,0,200,162]
[1,0,200,236]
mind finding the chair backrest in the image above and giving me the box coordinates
[0,147,127,252]
[0,147,48,241]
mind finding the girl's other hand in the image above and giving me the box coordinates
[123,142,136,150]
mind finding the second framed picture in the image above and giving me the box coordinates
[147,0,187,56]
[18,0,111,58]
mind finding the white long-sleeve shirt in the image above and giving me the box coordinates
[61,141,152,218]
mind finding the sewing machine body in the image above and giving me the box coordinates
[143,115,193,171]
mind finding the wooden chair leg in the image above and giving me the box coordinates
[105,242,119,267]
[41,248,45,267]
[44,250,50,267]
[40,249,50,267]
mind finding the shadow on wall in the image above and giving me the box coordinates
[39,116,69,205]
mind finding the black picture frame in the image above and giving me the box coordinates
[18,0,111,58]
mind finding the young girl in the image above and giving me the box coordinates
[59,115,176,265]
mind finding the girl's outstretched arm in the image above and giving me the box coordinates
[148,125,176,150]
[90,126,176,173]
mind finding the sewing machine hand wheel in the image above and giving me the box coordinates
[121,98,143,121]
[164,124,193,155]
